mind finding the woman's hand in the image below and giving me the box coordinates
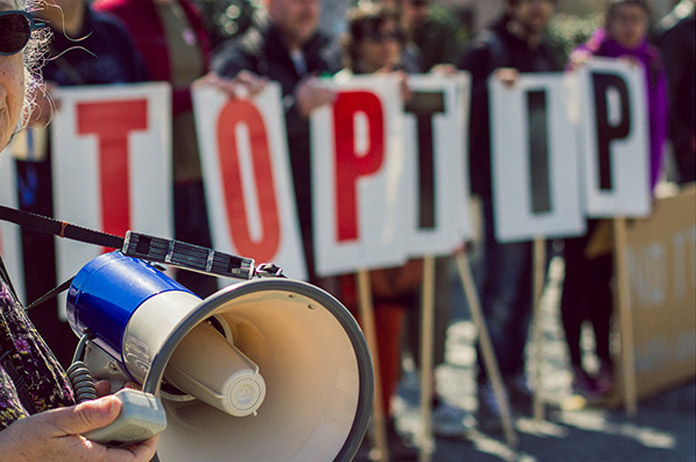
[0,395,158,462]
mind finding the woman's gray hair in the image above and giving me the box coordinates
[17,0,51,131]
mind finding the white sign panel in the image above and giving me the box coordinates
[52,83,173,318]
[490,73,585,242]
[0,148,25,302]
[311,75,407,276]
[193,83,307,280]
[578,58,651,217]
[402,74,473,255]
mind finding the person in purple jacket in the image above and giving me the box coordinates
[568,0,668,190]
[562,0,669,400]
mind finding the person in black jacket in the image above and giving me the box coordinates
[457,0,562,432]
[212,0,341,285]
[656,0,695,185]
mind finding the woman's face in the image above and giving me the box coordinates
[357,18,401,73]
[0,0,26,148]
[607,4,649,49]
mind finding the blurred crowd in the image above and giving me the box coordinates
[16,0,695,460]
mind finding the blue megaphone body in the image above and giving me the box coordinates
[67,251,197,368]
[64,251,373,462]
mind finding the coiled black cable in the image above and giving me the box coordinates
[68,333,97,403]
[67,361,97,403]
[66,333,162,462]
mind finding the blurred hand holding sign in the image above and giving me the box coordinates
[401,74,474,257]
[193,82,307,281]
[489,58,651,244]
[578,58,651,218]
[489,72,585,243]
[310,74,474,277]
[310,75,408,277]
[2,64,657,283]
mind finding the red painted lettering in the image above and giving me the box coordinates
[333,91,385,241]
[217,100,280,261]
[77,100,148,239]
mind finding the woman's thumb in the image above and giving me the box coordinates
[48,396,121,436]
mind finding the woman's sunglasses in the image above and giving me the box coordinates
[0,10,42,56]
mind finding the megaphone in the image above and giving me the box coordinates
[66,251,373,461]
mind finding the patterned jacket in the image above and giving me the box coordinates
[0,257,74,430]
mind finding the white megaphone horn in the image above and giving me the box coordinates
[66,251,374,461]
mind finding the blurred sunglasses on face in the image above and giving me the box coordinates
[365,29,402,43]
[0,10,40,56]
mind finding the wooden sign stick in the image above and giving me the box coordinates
[357,269,390,461]
[419,255,436,462]
[613,217,638,417]
[455,252,518,447]
[532,237,547,421]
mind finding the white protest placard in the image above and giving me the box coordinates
[311,75,407,276]
[52,83,173,318]
[193,83,307,280]
[578,58,651,217]
[490,73,585,243]
[0,148,25,302]
[402,74,473,255]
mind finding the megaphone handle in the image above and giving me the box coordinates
[67,349,167,448]
[83,389,167,446]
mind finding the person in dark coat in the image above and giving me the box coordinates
[457,0,562,431]
[656,0,695,185]
[212,0,341,285]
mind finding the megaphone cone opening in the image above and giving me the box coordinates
[141,279,373,462]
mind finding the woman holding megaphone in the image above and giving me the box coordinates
[0,1,157,460]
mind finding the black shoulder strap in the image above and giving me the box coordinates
[0,205,123,250]
[0,205,255,282]
[0,206,121,311]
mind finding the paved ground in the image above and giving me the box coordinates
[386,256,696,462]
